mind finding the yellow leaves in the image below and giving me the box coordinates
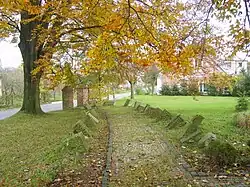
[104,14,124,31]
[208,72,235,90]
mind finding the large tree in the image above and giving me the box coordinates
[0,0,216,113]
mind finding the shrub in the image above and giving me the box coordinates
[204,140,238,166]
[171,84,181,96]
[233,111,250,128]
[207,85,219,96]
[187,81,199,96]
[159,84,172,95]
[135,88,146,95]
[180,82,188,96]
[235,95,248,112]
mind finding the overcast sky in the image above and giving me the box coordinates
[0,41,22,68]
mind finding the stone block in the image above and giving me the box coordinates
[180,129,202,143]
[182,115,204,139]
[143,104,150,113]
[166,114,186,129]
[86,111,99,123]
[63,132,88,152]
[103,100,115,106]
[134,101,141,109]
[124,99,131,107]
[73,120,92,137]
[157,109,172,121]
[89,109,99,119]
[83,103,92,110]
[148,107,163,118]
[137,105,145,112]
[198,132,217,147]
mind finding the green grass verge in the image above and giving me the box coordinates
[0,109,92,186]
[126,95,250,147]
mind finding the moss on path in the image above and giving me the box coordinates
[106,106,196,187]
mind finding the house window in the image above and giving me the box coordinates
[238,62,242,67]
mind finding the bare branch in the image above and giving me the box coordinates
[1,14,21,33]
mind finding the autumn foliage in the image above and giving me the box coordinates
[0,0,218,112]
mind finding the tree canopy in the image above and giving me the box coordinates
[0,0,218,113]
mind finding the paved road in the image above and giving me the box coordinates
[0,93,130,120]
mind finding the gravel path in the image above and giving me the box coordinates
[106,106,195,187]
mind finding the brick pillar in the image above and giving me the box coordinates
[62,86,73,110]
[83,88,88,104]
[76,87,89,107]
[76,87,84,107]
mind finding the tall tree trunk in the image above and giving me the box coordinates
[151,82,155,95]
[112,87,115,100]
[19,11,43,114]
[129,81,135,99]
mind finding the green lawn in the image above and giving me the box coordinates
[0,109,88,186]
[131,95,250,145]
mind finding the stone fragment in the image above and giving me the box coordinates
[86,111,99,123]
[136,105,145,112]
[124,99,130,107]
[181,115,204,139]
[198,132,217,147]
[73,120,92,137]
[143,104,150,112]
[83,103,92,110]
[134,101,141,109]
[103,100,115,106]
[180,129,202,143]
[166,114,186,129]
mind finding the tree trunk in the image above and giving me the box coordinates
[151,82,155,95]
[112,87,115,100]
[19,11,43,114]
[129,81,135,99]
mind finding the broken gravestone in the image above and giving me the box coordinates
[86,111,99,124]
[180,129,202,143]
[103,100,115,106]
[180,115,204,143]
[135,104,145,112]
[137,105,145,112]
[134,101,141,109]
[89,108,99,119]
[198,132,217,147]
[83,103,92,110]
[145,106,154,116]
[166,114,186,129]
[63,132,88,152]
[157,109,172,122]
[124,99,131,107]
[143,104,150,113]
[73,120,92,137]
[148,107,163,118]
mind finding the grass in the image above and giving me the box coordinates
[128,95,250,146]
[0,109,89,186]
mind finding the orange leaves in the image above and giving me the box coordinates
[207,72,236,91]
[155,33,204,76]
[104,14,124,31]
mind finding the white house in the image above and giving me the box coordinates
[155,58,249,94]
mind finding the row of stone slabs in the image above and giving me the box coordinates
[124,99,216,146]
[124,99,250,186]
